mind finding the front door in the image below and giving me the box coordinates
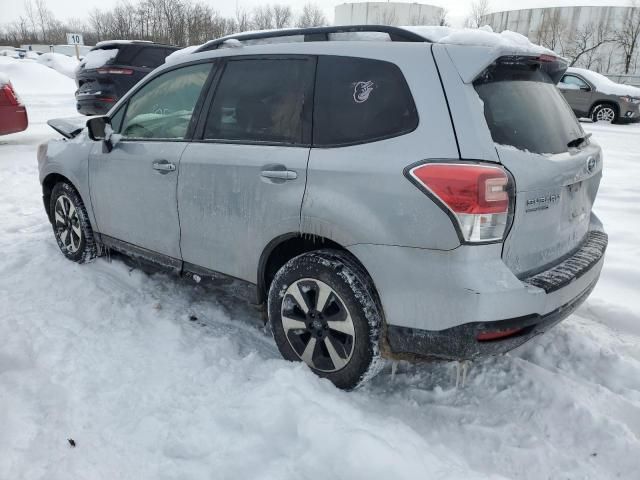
[89,62,213,261]
[178,56,315,282]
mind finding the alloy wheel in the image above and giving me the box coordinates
[280,278,356,372]
[54,194,82,253]
[595,106,615,122]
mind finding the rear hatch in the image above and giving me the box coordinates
[76,45,122,102]
[473,58,602,277]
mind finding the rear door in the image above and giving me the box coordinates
[474,62,602,277]
[178,56,315,282]
[89,62,213,262]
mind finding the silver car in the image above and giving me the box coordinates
[558,66,640,123]
[38,26,607,389]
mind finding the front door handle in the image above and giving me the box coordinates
[261,170,297,180]
[152,160,176,173]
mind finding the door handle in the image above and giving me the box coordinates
[152,160,176,173]
[261,170,297,180]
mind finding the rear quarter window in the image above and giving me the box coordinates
[313,56,418,147]
[130,47,169,68]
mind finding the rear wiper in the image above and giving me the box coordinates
[567,132,592,148]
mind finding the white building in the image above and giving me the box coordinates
[334,2,445,27]
[481,3,640,75]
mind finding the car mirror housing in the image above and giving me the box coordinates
[86,116,113,152]
[86,116,109,141]
[580,85,591,92]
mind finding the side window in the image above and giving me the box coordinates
[120,63,212,140]
[131,47,168,68]
[313,56,418,146]
[203,58,314,144]
[560,75,589,90]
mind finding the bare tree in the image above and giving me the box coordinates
[296,3,327,28]
[465,0,490,29]
[253,5,275,30]
[565,21,612,67]
[536,8,566,53]
[273,4,293,29]
[235,6,253,33]
[614,2,640,73]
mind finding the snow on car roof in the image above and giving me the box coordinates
[95,40,153,47]
[404,25,551,55]
[567,67,640,97]
[0,71,9,86]
[78,48,119,70]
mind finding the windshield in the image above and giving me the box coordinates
[474,64,584,155]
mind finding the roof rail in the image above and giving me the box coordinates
[195,25,431,52]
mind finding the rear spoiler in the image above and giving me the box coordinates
[439,44,568,84]
[47,117,88,139]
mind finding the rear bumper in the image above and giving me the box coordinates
[386,277,597,360]
[348,215,607,360]
[76,97,116,116]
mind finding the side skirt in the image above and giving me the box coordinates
[97,234,260,306]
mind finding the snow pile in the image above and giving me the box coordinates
[0,49,20,58]
[78,48,118,71]
[568,67,640,97]
[404,25,551,55]
[24,51,39,60]
[37,52,79,79]
[0,56,75,95]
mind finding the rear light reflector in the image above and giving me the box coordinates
[0,83,20,106]
[97,68,133,75]
[96,96,117,103]
[537,54,557,63]
[476,327,525,342]
[408,163,512,242]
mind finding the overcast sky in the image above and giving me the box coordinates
[1,0,632,28]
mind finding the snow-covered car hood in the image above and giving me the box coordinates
[568,67,640,97]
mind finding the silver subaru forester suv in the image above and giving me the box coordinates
[38,26,607,389]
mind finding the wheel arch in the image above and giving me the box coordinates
[42,173,78,223]
[257,233,377,307]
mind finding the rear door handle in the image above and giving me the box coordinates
[261,170,297,180]
[152,160,176,173]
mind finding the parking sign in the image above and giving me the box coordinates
[66,33,83,45]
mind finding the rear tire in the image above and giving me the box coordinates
[49,181,97,264]
[591,103,618,123]
[268,249,383,389]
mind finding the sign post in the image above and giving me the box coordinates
[66,33,84,60]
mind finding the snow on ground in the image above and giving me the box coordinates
[1,57,639,480]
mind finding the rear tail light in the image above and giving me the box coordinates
[97,68,133,75]
[408,163,512,243]
[0,83,21,106]
[476,327,525,342]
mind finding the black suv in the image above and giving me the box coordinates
[75,41,179,115]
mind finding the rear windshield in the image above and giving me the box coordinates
[474,65,584,155]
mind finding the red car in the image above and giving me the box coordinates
[0,79,28,135]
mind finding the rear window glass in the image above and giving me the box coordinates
[313,56,418,146]
[474,65,584,155]
[130,47,168,68]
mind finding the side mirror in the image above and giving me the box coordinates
[580,85,591,92]
[86,116,113,152]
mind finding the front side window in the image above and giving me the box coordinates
[203,58,314,144]
[313,56,418,146]
[559,74,589,90]
[120,63,212,140]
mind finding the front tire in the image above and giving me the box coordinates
[49,181,97,263]
[591,103,618,123]
[268,249,383,389]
